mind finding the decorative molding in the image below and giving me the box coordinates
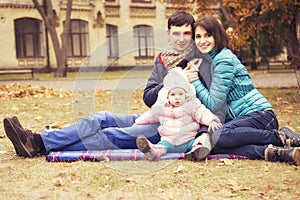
[104,4,120,18]
[130,6,156,18]
[67,58,90,67]
[59,0,93,12]
[93,10,104,28]
[0,3,35,9]
[165,6,190,18]
[134,56,154,65]
[17,58,45,67]
[60,6,92,12]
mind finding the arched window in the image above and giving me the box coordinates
[67,19,89,57]
[106,24,119,58]
[133,25,153,57]
[14,18,44,58]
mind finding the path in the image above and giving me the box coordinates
[0,72,298,91]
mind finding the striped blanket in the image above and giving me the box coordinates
[46,149,249,162]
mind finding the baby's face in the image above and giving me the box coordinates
[168,87,187,107]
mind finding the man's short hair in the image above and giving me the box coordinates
[168,11,195,30]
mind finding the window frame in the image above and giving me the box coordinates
[67,19,89,57]
[106,24,119,58]
[133,25,154,58]
[14,18,44,58]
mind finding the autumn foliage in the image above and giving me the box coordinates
[0,83,72,98]
[192,0,300,69]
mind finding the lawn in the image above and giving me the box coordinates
[0,82,299,199]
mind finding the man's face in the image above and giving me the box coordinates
[168,24,193,52]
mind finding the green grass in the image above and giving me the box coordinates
[0,87,299,200]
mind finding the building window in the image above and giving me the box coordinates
[14,18,44,58]
[106,24,119,58]
[67,19,89,57]
[133,25,153,57]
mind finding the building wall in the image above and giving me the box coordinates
[0,0,208,69]
[0,1,43,68]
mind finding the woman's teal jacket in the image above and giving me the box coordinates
[192,48,272,122]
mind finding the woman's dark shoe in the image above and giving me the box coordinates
[279,127,300,147]
[265,145,300,165]
[3,118,40,158]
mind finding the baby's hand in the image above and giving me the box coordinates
[208,120,222,133]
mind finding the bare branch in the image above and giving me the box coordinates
[32,0,46,20]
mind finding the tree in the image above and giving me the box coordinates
[33,0,72,77]
[221,0,300,87]
[185,0,300,88]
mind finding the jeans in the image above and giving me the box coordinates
[41,111,209,154]
[210,110,281,159]
[40,111,160,154]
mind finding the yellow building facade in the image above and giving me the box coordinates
[0,0,218,70]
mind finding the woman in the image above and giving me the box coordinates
[184,16,300,165]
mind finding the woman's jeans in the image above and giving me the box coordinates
[40,111,160,154]
[211,110,282,159]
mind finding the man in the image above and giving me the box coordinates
[4,11,211,160]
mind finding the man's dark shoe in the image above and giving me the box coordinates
[11,116,24,129]
[3,118,40,158]
[10,116,25,155]
[279,127,300,147]
[4,117,24,156]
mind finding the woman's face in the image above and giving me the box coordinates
[194,26,215,54]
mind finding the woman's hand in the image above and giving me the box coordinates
[184,58,201,83]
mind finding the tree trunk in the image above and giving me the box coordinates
[288,9,300,89]
[55,0,72,77]
[47,25,64,76]
[33,0,72,78]
[249,42,258,70]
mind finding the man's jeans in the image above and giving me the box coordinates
[211,110,281,159]
[41,111,160,154]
